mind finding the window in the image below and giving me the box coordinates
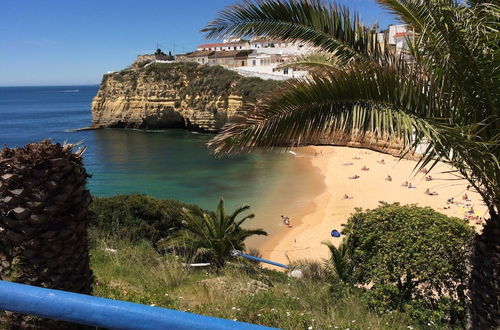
[252,60,256,66]
[242,61,245,66]
[284,68,288,75]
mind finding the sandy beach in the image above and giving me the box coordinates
[259,145,488,267]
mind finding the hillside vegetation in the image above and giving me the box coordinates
[88,195,474,329]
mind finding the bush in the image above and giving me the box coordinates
[90,195,202,243]
[344,202,475,326]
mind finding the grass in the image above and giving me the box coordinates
[90,235,429,330]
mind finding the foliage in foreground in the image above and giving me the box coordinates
[160,198,267,269]
[90,236,422,330]
[203,1,499,327]
[0,140,93,329]
[344,203,475,326]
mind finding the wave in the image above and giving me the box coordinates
[58,89,80,93]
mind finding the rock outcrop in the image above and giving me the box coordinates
[91,62,279,132]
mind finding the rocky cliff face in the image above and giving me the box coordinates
[91,62,279,132]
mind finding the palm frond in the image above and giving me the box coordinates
[202,0,387,65]
[209,63,441,155]
[277,52,342,72]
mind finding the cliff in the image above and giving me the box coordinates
[91,62,279,132]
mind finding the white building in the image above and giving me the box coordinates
[387,24,413,54]
[188,37,311,80]
[197,42,247,51]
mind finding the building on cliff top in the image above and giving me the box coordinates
[134,48,173,67]
[176,37,310,80]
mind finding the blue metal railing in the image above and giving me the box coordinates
[0,280,277,330]
[232,250,289,269]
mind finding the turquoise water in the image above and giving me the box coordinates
[0,86,313,218]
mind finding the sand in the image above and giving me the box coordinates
[259,145,487,267]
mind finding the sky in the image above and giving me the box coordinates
[0,0,398,86]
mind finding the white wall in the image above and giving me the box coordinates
[388,24,408,45]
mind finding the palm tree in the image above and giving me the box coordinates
[323,239,351,283]
[168,198,267,269]
[0,140,93,329]
[203,0,499,327]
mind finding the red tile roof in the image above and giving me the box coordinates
[197,43,225,48]
[186,50,215,57]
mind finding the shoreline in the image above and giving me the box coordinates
[258,145,487,268]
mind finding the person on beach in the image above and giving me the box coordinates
[281,215,291,227]
[463,193,469,201]
[377,159,385,164]
[425,175,433,181]
[425,188,438,196]
[349,175,360,179]
[343,194,353,199]
[420,168,428,173]
[361,165,369,171]
[402,181,409,187]
[408,183,416,189]
[385,175,392,181]
[342,162,354,166]
[447,197,455,204]
[353,156,361,160]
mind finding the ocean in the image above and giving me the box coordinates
[0,85,318,231]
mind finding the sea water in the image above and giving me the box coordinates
[0,86,319,241]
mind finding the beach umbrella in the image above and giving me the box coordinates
[331,229,341,238]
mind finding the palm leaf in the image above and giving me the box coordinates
[202,0,388,66]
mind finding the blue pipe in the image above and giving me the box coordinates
[0,280,277,330]
[236,253,289,269]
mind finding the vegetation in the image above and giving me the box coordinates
[322,238,351,284]
[87,195,475,328]
[90,194,200,244]
[142,62,280,104]
[91,235,420,330]
[203,1,499,327]
[160,198,267,269]
[344,203,474,326]
[0,141,93,329]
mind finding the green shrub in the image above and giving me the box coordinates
[344,202,475,326]
[90,195,201,243]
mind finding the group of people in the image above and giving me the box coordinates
[402,181,417,189]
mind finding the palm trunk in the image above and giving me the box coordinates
[0,141,93,329]
[469,211,500,329]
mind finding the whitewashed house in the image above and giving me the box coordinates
[387,24,413,54]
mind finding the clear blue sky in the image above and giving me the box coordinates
[0,0,397,86]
